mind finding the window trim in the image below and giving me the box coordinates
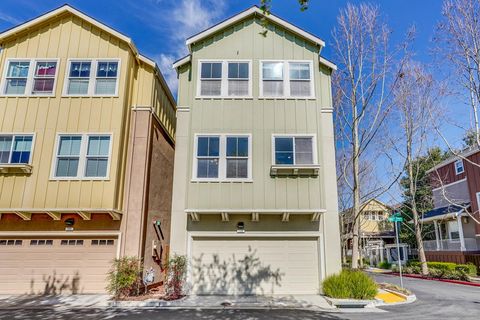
[454,159,464,175]
[196,59,253,99]
[259,60,315,99]
[271,133,318,166]
[192,133,252,182]
[0,58,60,97]
[62,58,120,97]
[0,132,36,165]
[50,132,113,181]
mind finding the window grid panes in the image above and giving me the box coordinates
[196,136,219,178]
[4,61,30,94]
[55,136,81,177]
[0,135,33,164]
[274,136,314,165]
[68,61,91,95]
[455,160,464,174]
[227,62,249,96]
[85,136,110,177]
[32,61,57,94]
[95,61,118,95]
[226,137,249,178]
[262,62,284,96]
[289,62,311,97]
[200,62,222,96]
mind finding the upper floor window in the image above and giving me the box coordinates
[198,60,251,98]
[273,135,316,165]
[2,59,58,96]
[65,59,119,96]
[260,61,314,98]
[53,134,111,179]
[454,159,464,175]
[0,134,34,164]
[193,134,251,181]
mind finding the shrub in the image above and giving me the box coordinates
[106,257,143,299]
[323,270,377,300]
[455,263,477,276]
[378,260,392,270]
[408,261,477,277]
[164,255,187,300]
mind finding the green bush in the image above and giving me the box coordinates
[408,261,477,276]
[106,257,143,299]
[164,255,188,300]
[323,270,377,300]
[378,260,392,270]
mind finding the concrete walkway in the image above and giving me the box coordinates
[0,294,335,311]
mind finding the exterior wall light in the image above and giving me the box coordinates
[237,222,245,233]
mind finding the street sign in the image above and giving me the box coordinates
[388,216,403,222]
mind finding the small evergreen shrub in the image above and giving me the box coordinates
[408,261,477,276]
[378,260,392,270]
[106,257,143,299]
[323,270,377,300]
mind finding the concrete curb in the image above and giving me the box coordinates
[389,272,480,287]
[374,289,417,307]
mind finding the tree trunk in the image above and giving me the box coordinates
[407,141,429,275]
[351,114,361,269]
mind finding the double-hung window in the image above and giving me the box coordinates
[65,59,119,96]
[194,134,251,181]
[273,135,315,165]
[261,61,314,98]
[53,134,111,179]
[0,134,34,164]
[454,159,464,175]
[2,59,59,95]
[4,61,30,95]
[32,61,58,94]
[198,60,251,97]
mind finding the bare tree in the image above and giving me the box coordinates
[390,61,444,275]
[435,0,480,146]
[333,3,405,269]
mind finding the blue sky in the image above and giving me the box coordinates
[0,0,471,203]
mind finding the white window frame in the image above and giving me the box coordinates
[192,133,252,182]
[447,220,460,242]
[0,132,36,165]
[271,134,318,166]
[454,159,464,175]
[260,60,315,99]
[196,59,252,99]
[0,58,60,97]
[63,58,120,97]
[50,133,113,180]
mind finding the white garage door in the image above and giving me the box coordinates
[190,237,320,295]
[0,237,117,294]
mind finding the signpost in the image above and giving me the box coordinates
[388,213,404,288]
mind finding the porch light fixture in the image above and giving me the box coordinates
[236,222,245,233]
[65,218,75,231]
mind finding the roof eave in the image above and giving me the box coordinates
[185,6,325,51]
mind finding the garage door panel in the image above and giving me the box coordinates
[0,237,117,294]
[191,237,319,295]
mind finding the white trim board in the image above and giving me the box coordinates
[431,177,467,192]
[185,6,325,49]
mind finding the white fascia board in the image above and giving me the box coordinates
[185,6,325,49]
[173,55,191,70]
[319,56,337,71]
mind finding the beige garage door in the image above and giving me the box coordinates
[0,237,117,294]
[190,237,320,295]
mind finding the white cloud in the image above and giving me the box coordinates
[0,12,21,25]
[128,0,227,95]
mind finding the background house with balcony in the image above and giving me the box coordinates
[340,199,395,265]
[0,5,176,294]
[423,148,480,268]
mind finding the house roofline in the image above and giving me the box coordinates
[185,6,325,50]
[426,146,480,174]
[0,4,176,107]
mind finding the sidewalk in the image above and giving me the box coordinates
[0,294,336,311]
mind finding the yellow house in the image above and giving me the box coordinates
[340,199,395,257]
[0,5,176,294]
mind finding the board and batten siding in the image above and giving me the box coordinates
[177,17,333,211]
[0,12,143,211]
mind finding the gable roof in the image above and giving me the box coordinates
[186,6,325,49]
[173,6,336,72]
[0,4,176,105]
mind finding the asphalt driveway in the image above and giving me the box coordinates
[0,273,478,320]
